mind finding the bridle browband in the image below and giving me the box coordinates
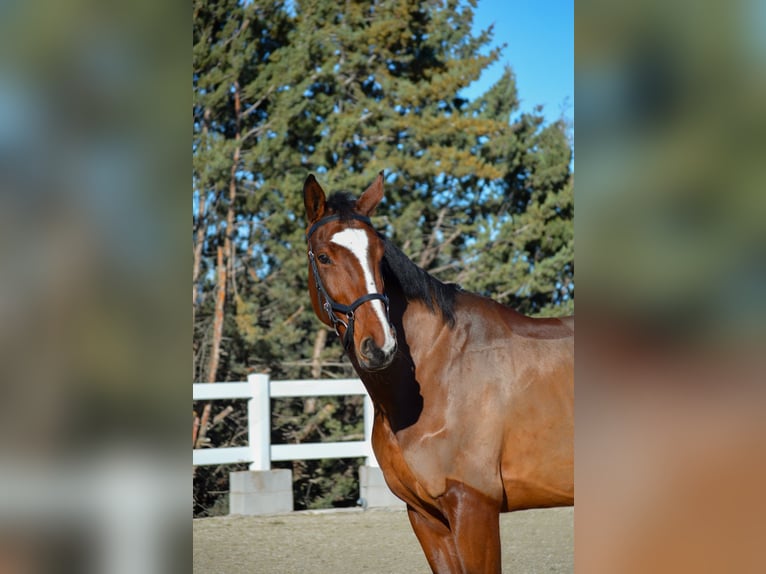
[306,213,390,350]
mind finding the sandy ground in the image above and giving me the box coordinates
[193,506,573,573]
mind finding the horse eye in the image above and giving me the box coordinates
[317,254,332,265]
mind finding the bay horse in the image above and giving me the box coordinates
[303,172,574,573]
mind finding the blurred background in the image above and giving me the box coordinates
[0,0,188,572]
[576,0,766,572]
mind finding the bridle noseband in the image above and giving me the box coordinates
[306,214,390,350]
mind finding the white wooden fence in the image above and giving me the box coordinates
[192,374,378,469]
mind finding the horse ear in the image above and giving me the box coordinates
[356,171,385,216]
[303,174,326,223]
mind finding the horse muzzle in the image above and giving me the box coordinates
[357,333,397,371]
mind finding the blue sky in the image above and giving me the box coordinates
[463,0,574,126]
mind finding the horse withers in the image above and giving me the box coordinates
[303,173,574,574]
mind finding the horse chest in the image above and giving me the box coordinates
[371,416,446,509]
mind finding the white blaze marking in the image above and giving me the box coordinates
[330,228,396,353]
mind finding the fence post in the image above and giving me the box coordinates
[231,373,292,515]
[247,373,271,471]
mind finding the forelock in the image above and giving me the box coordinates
[325,192,358,219]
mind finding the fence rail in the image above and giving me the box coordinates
[192,374,378,469]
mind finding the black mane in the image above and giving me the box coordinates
[325,191,459,326]
[382,240,459,327]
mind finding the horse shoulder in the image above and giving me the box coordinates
[370,412,442,512]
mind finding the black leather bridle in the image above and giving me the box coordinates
[306,214,390,350]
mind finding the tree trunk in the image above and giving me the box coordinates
[305,329,328,414]
[197,82,242,448]
[192,190,207,312]
[193,106,210,379]
[225,82,241,297]
[206,245,226,383]
[418,208,447,268]
[311,328,327,379]
[196,245,226,449]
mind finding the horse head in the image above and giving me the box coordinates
[303,172,397,371]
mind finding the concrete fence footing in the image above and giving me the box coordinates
[229,469,293,515]
[358,465,405,509]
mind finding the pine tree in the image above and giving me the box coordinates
[459,68,574,315]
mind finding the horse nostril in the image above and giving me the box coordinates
[360,337,374,358]
[358,336,395,371]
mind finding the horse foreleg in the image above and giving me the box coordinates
[407,505,462,573]
[441,480,502,574]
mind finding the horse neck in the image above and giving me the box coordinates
[354,285,448,433]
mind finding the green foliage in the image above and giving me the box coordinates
[193,0,573,516]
